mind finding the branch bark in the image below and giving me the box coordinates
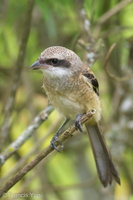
[0,105,54,166]
[0,109,95,197]
[0,118,61,185]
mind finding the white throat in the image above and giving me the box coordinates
[41,67,72,80]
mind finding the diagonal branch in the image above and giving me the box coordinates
[0,109,95,197]
[0,118,62,185]
[97,0,133,26]
[0,105,54,166]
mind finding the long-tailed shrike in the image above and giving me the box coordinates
[30,46,120,187]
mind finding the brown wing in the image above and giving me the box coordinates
[82,67,99,96]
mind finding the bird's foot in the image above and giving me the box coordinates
[50,135,64,152]
[75,114,84,132]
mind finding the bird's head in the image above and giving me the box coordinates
[30,46,84,78]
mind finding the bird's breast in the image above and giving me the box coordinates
[43,74,101,123]
[47,92,85,119]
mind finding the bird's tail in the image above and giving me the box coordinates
[85,123,120,187]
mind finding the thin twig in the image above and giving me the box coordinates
[97,0,133,26]
[104,43,133,81]
[0,105,54,166]
[0,109,95,197]
[0,117,61,185]
[0,0,34,150]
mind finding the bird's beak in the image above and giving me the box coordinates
[30,60,51,70]
[30,60,41,70]
[30,60,49,70]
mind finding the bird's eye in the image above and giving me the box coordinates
[51,58,59,66]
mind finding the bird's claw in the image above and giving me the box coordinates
[75,114,84,132]
[75,120,83,132]
[50,136,64,152]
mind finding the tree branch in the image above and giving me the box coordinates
[0,117,61,185]
[104,43,133,81]
[0,109,95,197]
[97,0,133,26]
[0,105,54,166]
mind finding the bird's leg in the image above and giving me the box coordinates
[75,114,85,132]
[50,118,70,152]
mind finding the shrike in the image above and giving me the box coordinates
[30,46,120,187]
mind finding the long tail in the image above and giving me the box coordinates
[85,123,120,187]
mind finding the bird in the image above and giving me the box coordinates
[30,46,120,187]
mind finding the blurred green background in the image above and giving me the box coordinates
[0,0,133,200]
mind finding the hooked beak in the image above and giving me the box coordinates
[30,60,41,70]
[30,60,48,70]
